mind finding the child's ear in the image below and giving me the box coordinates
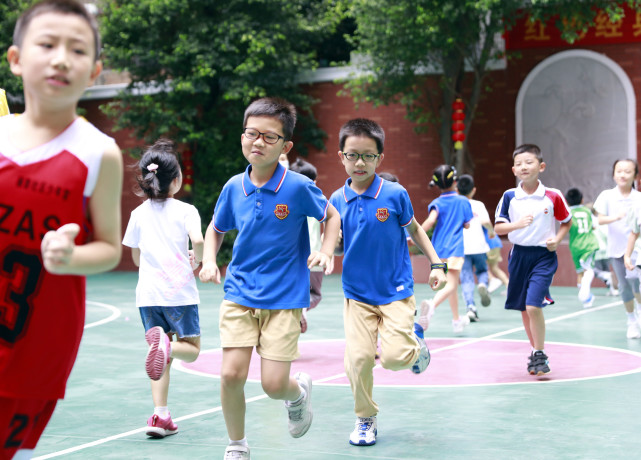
[7,46,22,77]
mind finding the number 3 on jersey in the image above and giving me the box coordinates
[0,248,42,345]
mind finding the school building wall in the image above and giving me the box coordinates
[81,41,641,286]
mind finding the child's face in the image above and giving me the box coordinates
[242,116,292,171]
[512,152,544,183]
[613,160,637,189]
[8,12,101,109]
[338,135,383,188]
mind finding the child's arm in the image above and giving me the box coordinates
[187,218,205,270]
[406,218,447,291]
[597,211,626,225]
[494,214,533,236]
[546,221,571,252]
[41,144,123,275]
[199,225,224,284]
[308,203,340,275]
[421,209,438,232]
[624,231,639,271]
[131,248,141,267]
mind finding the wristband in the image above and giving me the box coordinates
[430,262,448,274]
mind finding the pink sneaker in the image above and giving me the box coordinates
[146,413,178,438]
[145,326,171,381]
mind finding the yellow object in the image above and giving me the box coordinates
[0,89,9,116]
[454,141,463,150]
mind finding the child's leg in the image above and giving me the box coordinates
[578,269,594,302]
[221,347,253,441]
[378,297,419,370]
[525,305,545,350]
[432,269,460,310]
[170,336,200,363]
[489,261,509,286]
[460,257,476,307]
[445,270,461,320]
[521,311,534,347]
[260,359,300,401]
[151,359,172,408]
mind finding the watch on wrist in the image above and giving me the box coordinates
[430,262,448,274]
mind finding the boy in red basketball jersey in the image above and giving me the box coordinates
[0,1,123,458]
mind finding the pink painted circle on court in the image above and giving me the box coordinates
[182,339,641,386]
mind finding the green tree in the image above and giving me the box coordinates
[0,0,32,107]
[98,0,340,262]
[343,0,641,173]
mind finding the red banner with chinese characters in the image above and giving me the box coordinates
[505,5,641,49]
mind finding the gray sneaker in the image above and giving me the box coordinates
[478,283,491,307]
[285,372,313,438]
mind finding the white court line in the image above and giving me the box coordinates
[34,297,624,458]
[84,301,121,329]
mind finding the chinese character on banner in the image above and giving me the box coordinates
[632,12,641,37]
[524,19,550,42]
[595,10,623,38]
[0,89,9,116]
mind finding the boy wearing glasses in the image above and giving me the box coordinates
[200,97,340,460]
[329,118,446,446]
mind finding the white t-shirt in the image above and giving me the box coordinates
[123,198,201,307]
[463,198,491,255]
[593,187,641,258]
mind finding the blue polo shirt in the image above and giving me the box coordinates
[330,175,414,305]
[212,164,329,309]
[428,191,473,258]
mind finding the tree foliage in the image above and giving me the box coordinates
[342,0,641,173]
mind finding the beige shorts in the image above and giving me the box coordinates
[219,300,302,361]
[444,256,464,271]
[486,247,503,264]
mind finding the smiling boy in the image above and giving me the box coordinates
[199,97,340,460]
[329,118,446,446]
[494,144,571,376]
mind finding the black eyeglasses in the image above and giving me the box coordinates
[243,128,285,145]
[342,151,380,163]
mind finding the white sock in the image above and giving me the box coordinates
[288,388,305,405]
[229,437,248,447]
[627,312,637,322]
[578,270,594,302]
[154,406,169,418]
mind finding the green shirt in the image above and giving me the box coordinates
[568,205,599,271]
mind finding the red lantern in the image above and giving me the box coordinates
[183,149,194,193]
[451,98,465,150]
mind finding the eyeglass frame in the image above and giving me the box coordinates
[341,151,381,163]
[243,128,285,145]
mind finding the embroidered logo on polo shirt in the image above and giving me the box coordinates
[274,204,289,220]
[543,208,549,215]
[376,208,390,222]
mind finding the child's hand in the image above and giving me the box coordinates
[188,249,201,271]
[41,223,80,274]
[428,270,447,291]
[308,251,333,275]
[199,261,221,284]
[516,214,534,229]
[545,238,559,252]
[624,254,635,271]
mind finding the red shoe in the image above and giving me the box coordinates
[145,326,171,380]
[146,413,178,438]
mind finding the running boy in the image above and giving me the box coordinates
[199,97,340,460]
[1,1,123,458]
[565,188,599,308]
[495,144,571,376]
[329,118,446,447]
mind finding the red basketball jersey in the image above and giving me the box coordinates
[0,115,115,399]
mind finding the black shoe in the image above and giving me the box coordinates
[467,308,479,322]
[527,352,535,375]
[531,351,550,376]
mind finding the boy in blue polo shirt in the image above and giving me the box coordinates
[199,97,340,460]
[495,144,571,376]
[330,118,447,447]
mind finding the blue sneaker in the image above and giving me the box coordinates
[411,323,430,374]
[349,416,377,446]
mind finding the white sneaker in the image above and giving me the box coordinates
[411,327,430,374]
[452,315,470,333]
[349,416,377,446]
[478,283,491,306]
[285,372,313,438]
[582,293,594,309]
[626,321,641,339]
[488,277,503,293]
[418,299,435,330]
[225,445,250,459]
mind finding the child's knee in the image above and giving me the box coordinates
[221,367,248,388]
[261,378,289,399]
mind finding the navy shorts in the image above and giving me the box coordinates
[505,245,557,311]
[139,305,200,338]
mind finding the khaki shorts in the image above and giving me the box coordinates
[444,256,464,271]
[219,300,302,361]
[486,247,503,264]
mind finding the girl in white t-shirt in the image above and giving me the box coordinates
[122,139,204,438]
[594,159,641,339]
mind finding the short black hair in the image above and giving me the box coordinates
[565,188,583,206]
[379,172,398,183]
[289,157,317,181]
[338,118,385,154]
[457,174,475,196]
[243,97,297,141]
[513,144,542,162]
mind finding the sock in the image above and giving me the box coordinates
[288,388,305,406]
[229,437,248,447]
[533,349,545,355]
[154,406,169,418]
[578,270,594,302]
[627,312,637,322]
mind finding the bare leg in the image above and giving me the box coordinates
[260,358,300,401]
[525,305,545,350]
[221,347,253,441]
